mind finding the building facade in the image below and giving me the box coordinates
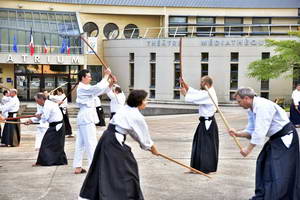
[0,0,300,102]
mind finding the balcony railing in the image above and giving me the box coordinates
[108,24,300,39]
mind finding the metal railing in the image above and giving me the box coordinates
[108,24,300,39]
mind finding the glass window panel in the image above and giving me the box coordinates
[9,11,16,20]
[70,65,79,74]
[58,23,66,33]
[51,34,59,53]
[18,19,25,28]
[56,14,63,22]
[70,14,76,22]
[41,13,48,21]
[50,22,58,32]
[24,12,32,20]
[32,12,40,21]
[42,22,49,30]
[15,65,27,73]
[27,64,42,73]
[0,28,9,52]
[169,17,187,23]
[9,19,17,27]
[18,31,26,52]
[17,11,24,20]
[48,13,55,21]
[0,10,8,19]
[197,17,215,24]
[252,18,270,33]
[64,14,71,22]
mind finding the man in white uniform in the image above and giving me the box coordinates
[73,68,114,174]
[1,89,20,147]
[229,87,300,200]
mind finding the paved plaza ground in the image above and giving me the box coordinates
[0,106,268,200]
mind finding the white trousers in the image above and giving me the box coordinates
[35,127,47,149]
[73,123,97,168]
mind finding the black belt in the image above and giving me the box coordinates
[108,123,127,143]
[199,116,214,122]
[270,122,294,141]
[49,120,63,127]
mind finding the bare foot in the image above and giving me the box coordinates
[74,167,87,174]
[32,163,41,167]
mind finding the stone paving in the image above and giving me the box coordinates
[0,106,267,200]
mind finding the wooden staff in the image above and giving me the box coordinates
[49,82,68,95]
[158,153,211,178]
[61,82,79,102]
[80,36,109,69]
[5,115,36,120]
[204,85,243,151]
[0,121,39,125]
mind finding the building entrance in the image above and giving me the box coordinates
[15,64,80,101]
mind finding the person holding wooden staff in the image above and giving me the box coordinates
[49,88,73,138]
[79,89,159,200]
[180,76,219,174]
[26,92,67,166]
[229,87,300,200]
[0,89,21,147]
[73,68,113,174]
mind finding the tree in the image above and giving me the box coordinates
[247,31,300,80]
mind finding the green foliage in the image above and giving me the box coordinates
[247,31,300,80]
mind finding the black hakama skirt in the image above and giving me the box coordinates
[95,106,106,127]
[251,122,300,200]
[1,112,20,147]
[290,102,300,126]
[80,124,144,200]
[36,122,68,166]
[59,107,72,136]
[190,116,219,173]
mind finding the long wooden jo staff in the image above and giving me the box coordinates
[158,153,211,178]
[204,86,243,151]
[49,82,68,95]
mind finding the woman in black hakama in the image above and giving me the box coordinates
[35,122,68,166]
[80,90,159,200]
[191,116,219,173]
[1,112,20,147]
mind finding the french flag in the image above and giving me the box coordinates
[67,37,71,55]
[43,36,48,54]
[29,28,34,56]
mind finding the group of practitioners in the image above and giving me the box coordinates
[0,67,300,199]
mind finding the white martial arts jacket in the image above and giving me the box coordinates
[110,105,154,150]
[185,86,218,129]
[2,95,20,117]
[106,89,126,113]
[244,97,291,146]
[76,80,110,126]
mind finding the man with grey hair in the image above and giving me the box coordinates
[26,92,67,166]
[229,87,300,199]
[1,89,20,147]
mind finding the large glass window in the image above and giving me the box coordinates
[0,8,82,54]
[196,17,215,37]
[169,16,187,36]
[224,17,243,35]
[252,17,270,34]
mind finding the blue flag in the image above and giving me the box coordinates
[60,37,66,53]
[13,34,18,53]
